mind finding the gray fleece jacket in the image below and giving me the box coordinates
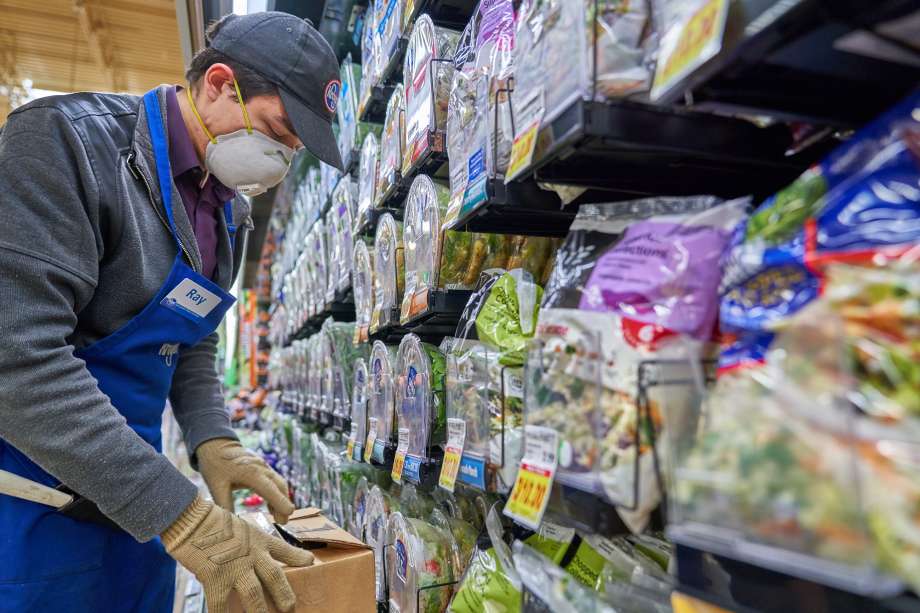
[0,85,251,542]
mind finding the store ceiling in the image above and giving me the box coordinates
[0,0,188,121]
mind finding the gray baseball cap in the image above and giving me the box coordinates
[210,11,344,170]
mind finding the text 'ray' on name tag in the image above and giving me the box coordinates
[161,278,221,318]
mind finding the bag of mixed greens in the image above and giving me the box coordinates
[325,210,340,303]
[376,0,407,77]
[719,90,920,372]
[377,84,406,204]
[367,484,399,603]
[337,53,361,166]
[350,357,370,461]
[388,511,460,613]
[331,176,358,293]
[403,15,461,175]
[395,334,448,471]
[358,4,381,119]
[431,508,479,577]
[534,196,746,532]
[372,213,405,331]
[351,475,371,539]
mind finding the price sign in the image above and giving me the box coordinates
[503,426,559,530]
[438,418,466,492]
[364,418,378,463]
[505,90,545,183]
[391,428,410,483]
[651,0,729,101]
[671,593,733,613]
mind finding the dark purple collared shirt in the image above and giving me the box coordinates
[165,86,235,280]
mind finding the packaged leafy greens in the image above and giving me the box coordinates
[400,175,472,322]
[376,0,407,80]
[337,53,361,167]
[350,357,370,461]
[395,334,448,472]
[358,3,381,120]
[372,213,405,331]
[357,130,380,234]
[331,175,358,294]
[369,339,400,436]
[310,219,328,316]
[512,0,654,133]
[387,511,460,613]
[377,84,406,205]
[324,210,340,303]
[403,15,460,175]
[533,196,745,532]
[353,240,375,344]
[351,475,371,539]
[367,484,398,603]
[430,508,478,579]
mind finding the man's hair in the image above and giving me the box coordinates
[185,15,277,101]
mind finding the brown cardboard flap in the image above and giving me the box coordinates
[275,509,370,550]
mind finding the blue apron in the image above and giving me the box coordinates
[0,89,236,612]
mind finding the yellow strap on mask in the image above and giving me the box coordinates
[186,77,253,144]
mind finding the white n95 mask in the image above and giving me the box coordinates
[186,81,294,196]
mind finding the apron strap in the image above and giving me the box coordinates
[224,201,237,251]
[142,89,181,249]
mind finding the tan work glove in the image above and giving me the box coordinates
[163,495,314,613]
[197,438,294,524]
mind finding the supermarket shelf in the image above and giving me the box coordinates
[332,414,351,433]
[359,83,394,124]
[402,288,472,336]
[544,480,635,536]
[342,146,360,176]
[516,98,820,202]
[401,449,443,490]
[405,0,477,29]
[289,290,356,342]
[368,307,413,343]
[668,523,905,599]
[445,178,575,237]
[402,130,449,182]
[375,169,411,209]
[376,152,450,209]
[674,544,920,613]
[656,0,920,126]
[377,37,409,88]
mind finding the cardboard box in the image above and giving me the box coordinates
[229,508,375,613]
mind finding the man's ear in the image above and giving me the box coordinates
[202,63,236,102]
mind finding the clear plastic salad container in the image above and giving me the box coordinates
[400,175,454,322]
[331,175,358,293]
[372,213,405,330]
[325,211,339,303]
[376,0,407,77]
[337,53,361,166]
[352,475,371,539]
[366,484,397,603]
[357,131,380,232]
[429,508,477,578]
[402,15,460,175]
[387,511,459,613]
[358,5,380,119]
[395,334,448,468]
[353,240,375,343]
[376,84,406,205]
[369,341,400,450]
[351,358,370,460]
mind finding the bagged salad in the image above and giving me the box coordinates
[395,334,448,474]
[377,84,407,205]
[325,210,340,303]
[371,212,406,331]
[403,15,461,175]
[353,239,376,344]
[349,357,370,462]
[534,196,746,532]
[367,484,399,603]
[358,2,381,119]
[331,176,359,294]
[512,0,655,133]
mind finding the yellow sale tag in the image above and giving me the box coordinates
[391,428,410,483]
[505,121,540,182]
[438,418,466,492]
[346,438,356,460]
[672,593,733,613]
[652,0,729,100]
[505,462,553,528]
[503,425,558,530]
[364,417,378,463]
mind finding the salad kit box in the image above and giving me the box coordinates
[229,508,375,613]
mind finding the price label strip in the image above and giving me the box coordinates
[391,427,410,483]
[671,592,733,613]
[438,418,466,492]
[364,418,378,463]
[651,0,730,101]
[504,425,559,530]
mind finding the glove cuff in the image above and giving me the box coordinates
[161,494,213,551]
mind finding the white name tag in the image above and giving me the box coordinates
[162,278,221,318]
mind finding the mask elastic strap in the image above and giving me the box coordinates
[231,78,254,135]
[186,86,217,145]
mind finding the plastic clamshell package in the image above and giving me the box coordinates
[402,15,460,175]
[332,176,359,293]
[337,53,361,164]
[377,84,406,205]
[395,334,448,463]
[366,484,396,603]
[357,132,380,231]
[354,240,376,337]
[325,211,340,303]
[372,213,405,326]
[369,341,400,444]
[352,358,370,445]
[387,511,459,613]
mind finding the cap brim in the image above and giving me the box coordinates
[280,87,344,171]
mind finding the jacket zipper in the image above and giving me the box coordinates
[127,151,197,272]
